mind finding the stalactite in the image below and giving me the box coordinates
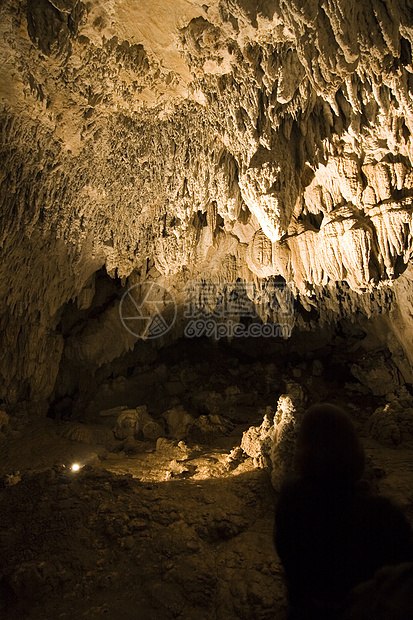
[1,0,413,403]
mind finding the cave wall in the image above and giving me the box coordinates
[1,0,413,408]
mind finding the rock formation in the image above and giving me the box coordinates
[3,7,413,617]
[0,0,413,414]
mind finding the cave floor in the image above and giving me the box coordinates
[1,412,413,619]
[1,337,413,619]
[0,443,287,620]
[0,411,289,620]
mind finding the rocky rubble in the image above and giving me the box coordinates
[1,335,413,617]
[367,387,413,447]
[351,351,403,396]
[0,466,287,620]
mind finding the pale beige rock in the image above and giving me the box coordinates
[113,410,138,440]
[240,383,306,489]
[241,412,276,468]
[270,384,306,490]
[162,406,195,441]
[1,0,413,406]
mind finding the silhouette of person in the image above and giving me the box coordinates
[274,403,413,619]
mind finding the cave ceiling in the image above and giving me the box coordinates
[1,0,413,406]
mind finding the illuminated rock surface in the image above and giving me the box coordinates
[1,0,413,404]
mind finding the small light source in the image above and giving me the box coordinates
[71,463,80,472]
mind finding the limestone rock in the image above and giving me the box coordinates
[241,411,276,468]
[122,436,144,455]
[165,459,190,479]
[1,0,413,409]
[270,384,307,490]
[59,423,114,445]
[134,405,165,441]
[155,437,191,460]
[98,405,128,417]
[367,405,402,447]
[1,471,21,487]
[162,407,195,441]
[223,447,246,471]
[368,389,413,446]
[113,410,138,440]
[240,383,306,489]
[188,414,235,444]
[387,332,413,384]
[0,466,286,618]
[191,391,225,416]
[113,406,164,441]
[351,352,403,396]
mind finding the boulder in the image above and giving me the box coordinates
[114,406,164,441]
[188,414,235,444]
[367,390,413,446]
[113,409,139,440]
[134,405,165,441]
[351,352,403,396]
[162,406,195,440]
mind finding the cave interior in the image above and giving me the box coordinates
[1,0,413,618]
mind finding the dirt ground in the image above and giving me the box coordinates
[1,341,413,619]
[0,462,286,620]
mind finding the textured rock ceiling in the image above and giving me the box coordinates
[1,0,413,408]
